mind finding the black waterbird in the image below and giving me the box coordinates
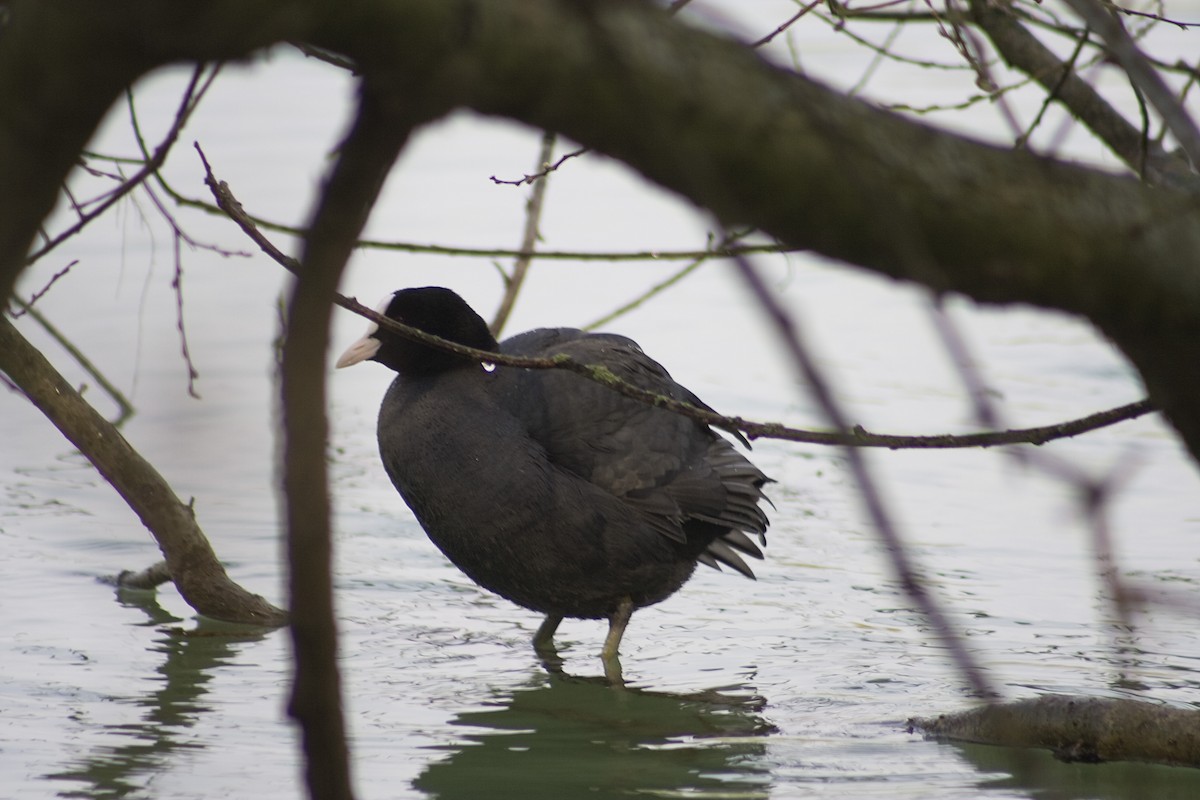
[336,287,771,676]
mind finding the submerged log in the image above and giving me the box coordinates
[911,696,1200,769]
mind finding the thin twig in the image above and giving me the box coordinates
[752,1,820,48]
[170,232,201,399]
[129,167,797,261]
[489,146,586,187]
[490,131,556,335]
[581,232,741,330]
[8,259,78,315]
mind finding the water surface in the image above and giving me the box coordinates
[3,5,1199,798]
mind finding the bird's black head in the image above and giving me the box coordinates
[336,287,499,375]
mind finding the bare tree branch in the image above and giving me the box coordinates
[489,131,555,336]
[730,250,999,701]
[6,296,135,424]
[0,314,286,627]
[25,64,215,265]
[280,78,451,800]
[971,0,1194,187]
[1063,0,1200,169]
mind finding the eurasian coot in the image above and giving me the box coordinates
[337,287,771,669]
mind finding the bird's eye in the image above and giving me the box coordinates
[482,361,497,373]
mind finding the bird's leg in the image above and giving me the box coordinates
[601,598,633,684]
[533,614,566,674]
[533,613,563,652]
[602,596,634,657]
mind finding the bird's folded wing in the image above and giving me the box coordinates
[497,329,769,544]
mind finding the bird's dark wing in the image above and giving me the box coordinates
[496,328,770,573]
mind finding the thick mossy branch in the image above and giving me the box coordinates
[351,292,1158,449]
[911,696,1200,769]
[0,315,287,627]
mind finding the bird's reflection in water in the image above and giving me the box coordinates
[414,669,776,800]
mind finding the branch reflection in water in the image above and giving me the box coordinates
[45,588,275,798]
[957,741,1200,800]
